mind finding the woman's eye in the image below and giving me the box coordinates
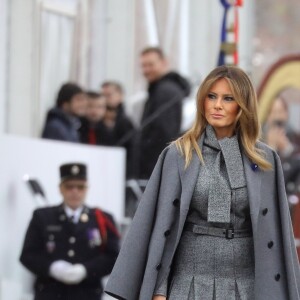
[208,94,216,99]
[224,96,234,102]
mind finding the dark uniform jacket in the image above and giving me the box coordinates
[20,204,119,300]
[139,72,190,179]
[42,108,81,143]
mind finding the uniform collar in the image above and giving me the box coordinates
[64,205,84,223]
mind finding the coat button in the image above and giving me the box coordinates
[68,249,75,257]
[156,263,162,271]
[173,198,180,207]
[251,163,258,171]
[262,208,268,216]
[275,273,281,281]
[59,214,66,221]
[164,230,171,237]
[48,234,55,241]
[69,237,76,244]
[268,241,274,249]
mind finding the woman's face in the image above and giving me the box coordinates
[266,97,289,126]
[69,93,88,117]
[204,78,240,139]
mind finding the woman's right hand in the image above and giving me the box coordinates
[152,296,167,300]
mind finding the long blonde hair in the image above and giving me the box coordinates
[175,65,272,170]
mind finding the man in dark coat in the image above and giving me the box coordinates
[139,47,190,179]
[20,163,120,300]
[42,83,87,142]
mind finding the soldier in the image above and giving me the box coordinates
[20,163,120,300]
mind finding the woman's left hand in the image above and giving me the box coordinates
[152,296,167,300]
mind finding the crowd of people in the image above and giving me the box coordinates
[20,46,191,300]
[41,47,190,181]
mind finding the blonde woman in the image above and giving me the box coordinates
[105,66,300,300]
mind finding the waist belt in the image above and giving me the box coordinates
[184,222,252,239]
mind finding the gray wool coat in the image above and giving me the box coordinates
[105,135,300,300]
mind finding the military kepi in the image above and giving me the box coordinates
[60,163,87,182]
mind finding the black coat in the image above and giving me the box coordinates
[42,108,81,142]
[114,104,135,141]
[79,118,114,146]
[139,72,190,179]
[112,104,135,178]
[20,204,119,300]
[79,105,135,178]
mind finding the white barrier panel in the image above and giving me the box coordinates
[0,135,125,299]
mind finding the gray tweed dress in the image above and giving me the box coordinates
[155,125,255,300]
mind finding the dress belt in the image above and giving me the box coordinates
[184,222,252,239]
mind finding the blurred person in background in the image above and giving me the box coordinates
[20,163,120,300]
[263,95,300,197]
[79,91,111,146]
[101,81,135,177]
[264,95,300,158]
[42,83,87,143]
[139,47,190,179]
[101,81,135,144]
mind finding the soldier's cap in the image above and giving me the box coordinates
[60,163,87,182]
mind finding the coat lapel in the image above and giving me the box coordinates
[175,134,204,245]
[242,152,262,234]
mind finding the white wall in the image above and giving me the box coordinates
[102,0,136,94]
[88,0,136,93]
[38,1,78,137]
[88,0,108,90]
[188,1,222,82]
[0,135,125,299]
[0,0,9,134]
[7,0,37,137]
[239,0,255,74]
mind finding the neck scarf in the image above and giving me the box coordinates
[204,125,246,223]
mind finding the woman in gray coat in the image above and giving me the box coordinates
[105,66,300,299]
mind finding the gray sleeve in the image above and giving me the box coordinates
[153,276,168,297]
[105,147,171,300]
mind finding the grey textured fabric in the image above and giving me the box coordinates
[154,277,168,296]
[169,232,254,300]
[167,131,254,299]
[188,127,251,230]
[205,125,247,223]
